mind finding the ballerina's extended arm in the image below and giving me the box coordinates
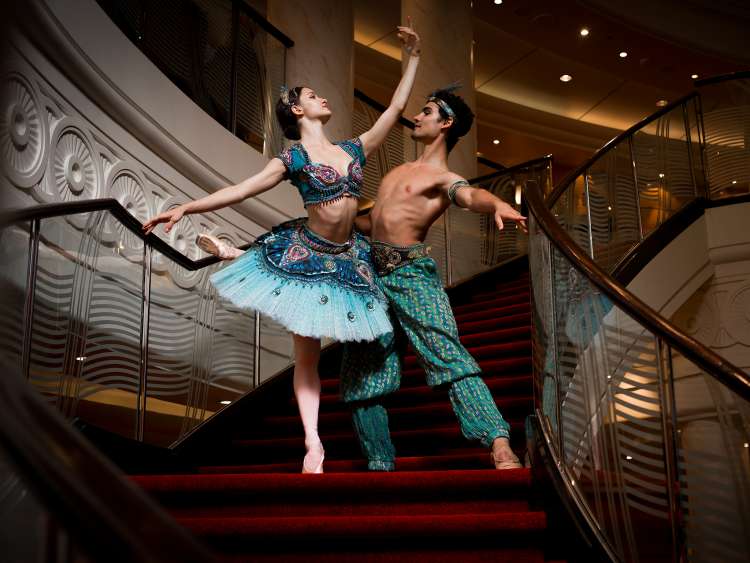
[359,17,421,158]
[142,158,286,235]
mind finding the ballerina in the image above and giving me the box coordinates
[143,19,421,474]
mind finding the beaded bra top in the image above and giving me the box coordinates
[276,138,366,207]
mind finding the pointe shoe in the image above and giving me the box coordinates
[196,233,244,260]
[302,444,325,474]
[491,438,522,470]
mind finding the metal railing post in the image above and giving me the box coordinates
[583,172,595,258]
[21,218,41,380]
[136,245,152,442]
[229,0,240,135]
[253,310,261,387]
[627,138,644,241]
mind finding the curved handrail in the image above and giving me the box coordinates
[0,198,251,271]
[469,154,553,186]
[545,92,696,207]
[524,180,750,400]
[0,359,213,562]
[695,69,750,87]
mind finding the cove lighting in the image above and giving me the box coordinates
[560,74,573,82]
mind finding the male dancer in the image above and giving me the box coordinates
[342,86,527,471]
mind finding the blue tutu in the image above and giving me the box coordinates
[209,219,392,342]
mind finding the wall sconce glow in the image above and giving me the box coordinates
[626,455,633,460]
[744,442,749,448]
[220,400,232,405]
[732,180,738,184]
[514,185,522,205]
[619,51,628,58]
[656,99,669,107]
[560,74,573,82]
[607,206,612,211]
[658,173,665,178]
[580,28,589,37]
[492,138,500,145]
[76,356,87,362]
[691,74,699,79]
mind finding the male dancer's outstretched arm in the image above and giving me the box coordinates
[446,175,527,233]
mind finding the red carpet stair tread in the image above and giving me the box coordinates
[132,270,554,561]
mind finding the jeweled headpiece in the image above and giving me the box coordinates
[427,82,462,122]
[280,85,296,107]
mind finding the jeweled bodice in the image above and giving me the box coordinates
[276,138,365,207]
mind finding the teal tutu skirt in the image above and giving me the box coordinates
[209,218,392,342]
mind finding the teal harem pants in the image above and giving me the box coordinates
[340,252,511,471]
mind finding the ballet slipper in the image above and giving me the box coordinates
[196,233,244,260]
[491,437,522,470]
[302,442,325,474]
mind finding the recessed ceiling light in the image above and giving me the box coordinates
[619,51,628,58]
[580,28,589,37]
[560,74,573,82]
[691,74,699,79]
[494,0,502,4]
[656,99,669,107]
[492,138,500,145]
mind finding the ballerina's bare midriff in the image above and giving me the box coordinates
[305,195,359,244]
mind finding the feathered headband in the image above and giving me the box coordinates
[427,82,462,121]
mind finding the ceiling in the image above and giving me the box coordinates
[352,0,746,172]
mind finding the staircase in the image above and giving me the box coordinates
[131,264,557,561]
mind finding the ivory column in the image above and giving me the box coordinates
[267,1,354,142]
[401,0,476,179]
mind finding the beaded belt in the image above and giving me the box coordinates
[371,241,430,276]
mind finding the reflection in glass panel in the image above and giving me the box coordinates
[27,212,142,439]
[700,78,750,200]
[0,221,30,371]
[632,105,694,236]
[530,218,675,561]
[671,351,750,563]
[259,314,293,383]
[585,143,641,271]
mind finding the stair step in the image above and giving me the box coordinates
[453,303,530,324]
[177,511,547,551]
[134,469,532,517]
[452,292,530,315]
[256,396,532,438]
[197,451,507,474]
[298,368,532,412]
[221,422,526,465]
[457,312,531,335]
